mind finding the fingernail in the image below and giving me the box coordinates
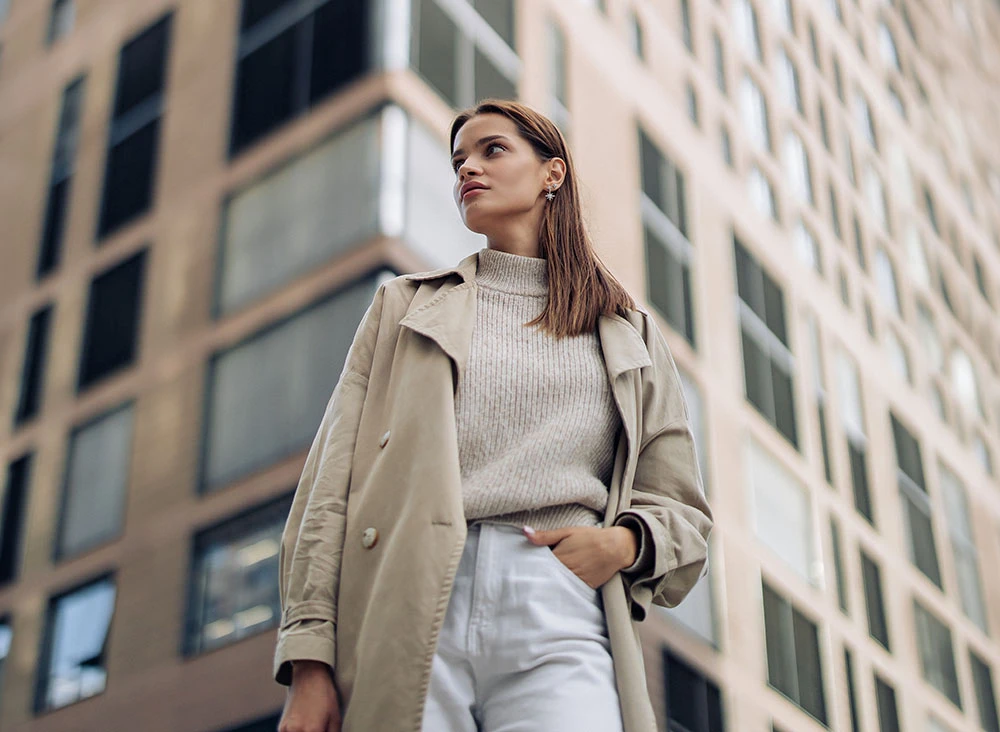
[522,525,535,536]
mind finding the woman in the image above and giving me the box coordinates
[275,99,712,732]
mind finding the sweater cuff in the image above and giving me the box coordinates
[614,513,654,576]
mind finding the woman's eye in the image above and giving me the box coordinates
[453,144,505,173]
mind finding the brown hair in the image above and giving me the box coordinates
[449,99,636,338]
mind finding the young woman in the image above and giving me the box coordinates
[274,100,713,732]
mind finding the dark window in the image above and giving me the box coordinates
[970,652,1000,732]
[923,185,940,236]
[973,255,991,304]
[98,15,172,238]
[713,32,727,94]
[663,649,725,732]
[46,0,74,44]
[832,55,844,101]
[761,580,827,724]
[14,306,53,425]
[874,675,900,732]
[0,455,32,585]
[35,576,116,712]
[852,216,866,271]
[736,239,798,448]
[848,438,872,524]
[472,0,514,48]
[860,551,889,650]
[77,250,147,391]
[891,414,941,587]
[680,0,693,52]
[686,83,699,126]
[829,517,847,613]
[817,401,833,484]
[844,648,859,732]
[829,183,842,239]
[231,0,369,155]
[914,600,961,708]
[639,129,694,348]
[38,76,85,278]
[808,21,820,67]
[185,494,292,655]
[721,125,733,167]
[818,98,831,151]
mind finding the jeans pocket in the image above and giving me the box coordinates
[542,547,598,597]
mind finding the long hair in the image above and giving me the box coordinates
[449,99,636,338]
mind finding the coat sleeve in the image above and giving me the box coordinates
[272,284,385,686]
[613,314,713,622]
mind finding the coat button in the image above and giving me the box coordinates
[361,527,379,549]
[379,430,391,448]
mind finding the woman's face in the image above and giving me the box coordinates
[451,113,552,235]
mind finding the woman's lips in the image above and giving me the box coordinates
[462,188,487,201]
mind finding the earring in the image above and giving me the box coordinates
[545,184,556,201]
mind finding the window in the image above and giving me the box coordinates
[825,0,842,23]
[627,10,644,60]
[680,0,693,52]
[884,328,910,385]
[939,464,987,632]
[58,404,134,559]
[740,74,771,151]
[860,550,890,649]
[852,216,866,271]
[713,31,727,94]
[37,76,85,278]
[970,652,1000,732]
[771,0,793,31]
[807,20,820,67]
[854,91,878,150]
[736,239,797,447]
[907,226,931,288]
[878,21,900,69]
[913,600,961,707]
[844,648,860,732]
[783,130,813,205]
[832,55,844,102]
[887,83,906,119]
[203,272,388,489]
[828,183,842,239]
[662,649,725,732]
[639,129,695,346]
[14,306,53,425]
[721,124,733,167]
[733,0,762,60]
[77,250,147,390]
[864,163,889,232]
[36,576,116,712]
[748,439,815,583]
[818,98,831,151]
[232,0,370,155]
[748,166,777,221]
[47,0,74,44]
[972,255,991,304]
[916,302,942,372]
[186,494,291,654]
[761,581,827,723]
[686,82,699,126]
[891,414,941,586]
[830,517,847,612]
[805,314,832,484]
[973,435,993,477]
[794,220,822,275]
[923,185,941,236]
[775,48,802,114]
[949,348,983,417]
[97,15,172,238]
[219,115,381,313]
[836,348,872,523]
[1,455,31,585]
[548,19,569,132]
[875,675,901,732]
[874,248,901,315]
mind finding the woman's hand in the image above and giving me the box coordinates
[522,525,639,589]
[278,660,342,732]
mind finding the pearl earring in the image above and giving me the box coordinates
[545,184,556,201]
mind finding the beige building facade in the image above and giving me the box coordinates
[0,0,999,730]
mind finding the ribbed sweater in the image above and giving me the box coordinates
[455,247,623,532]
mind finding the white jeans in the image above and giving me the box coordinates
[421,522,625,731]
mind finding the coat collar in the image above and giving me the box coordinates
[400,252,652,381]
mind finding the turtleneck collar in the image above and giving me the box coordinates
[475,247,549,297]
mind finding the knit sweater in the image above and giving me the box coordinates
[455,247,623,532]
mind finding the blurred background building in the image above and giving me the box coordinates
[0,0,999,730]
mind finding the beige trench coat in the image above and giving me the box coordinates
[273,251,713,732]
